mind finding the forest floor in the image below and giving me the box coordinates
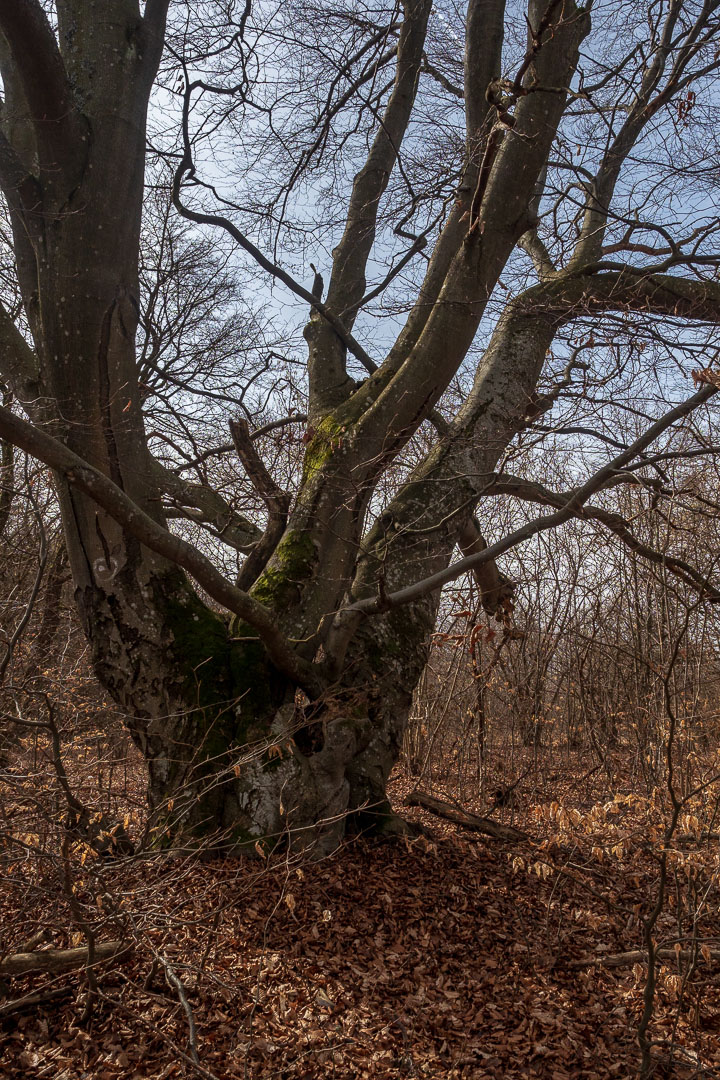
[2,737,720,1079]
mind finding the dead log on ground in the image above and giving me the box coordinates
[0,940,129,976]
[0,987,73,1018]
[570,946,720,969]
[404,791,527,841]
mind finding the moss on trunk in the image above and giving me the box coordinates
[147,571,290,827]
[249,530,317,611]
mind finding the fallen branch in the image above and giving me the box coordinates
[15,929,52,954]
[404,791,527,841]
[0,986,73,1018]
[570,946,720,969]
[157,952,200,1065]
[0,939,129,976]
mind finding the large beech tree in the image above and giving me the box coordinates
[1,0,720,852]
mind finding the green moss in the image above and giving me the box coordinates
[157,572,282,759]
[250,529,316,611]
[162,582,232,702]
[301,415,346,485]
[147,572,299,847]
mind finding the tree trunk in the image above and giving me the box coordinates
[11,0,708,859]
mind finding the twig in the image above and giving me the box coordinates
[157,953,200,1066]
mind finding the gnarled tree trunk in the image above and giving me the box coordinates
[0,0,718,855]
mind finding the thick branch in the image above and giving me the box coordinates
[324,0,432,325]
[421,56,463,99]
[555,268,720,323]
[230,418,291,590]
[464,0,506,160]
[304,0,432,413]
[140,0,171,84]
[0,125,41,219]
[368,0,506,387]
[0,0,81,173]
[518,229,557,279]
[0,404,323,697]
[148,456,262,552]
[0,298,41,404]
[340,383,718,621]
[458,517,514,616]
[174,414,309,473]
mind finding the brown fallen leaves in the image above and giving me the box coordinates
[1,763,719,1079]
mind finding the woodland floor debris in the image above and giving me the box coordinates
[1,749,720,1079]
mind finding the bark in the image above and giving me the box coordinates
[404,791,528,840]
[0,392,12,539]
[569,947,720,970]
[0,1,716,859]
[0,940,128,976]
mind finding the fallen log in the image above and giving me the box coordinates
[0,986,73,1018]
[404,791,527,841]
[0,940,129,976]
[570,946,720,969]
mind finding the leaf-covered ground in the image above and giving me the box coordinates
[2,757,720,1079]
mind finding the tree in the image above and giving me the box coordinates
[0,0,720,853]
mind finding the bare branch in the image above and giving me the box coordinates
[172,179,378,378]
[489,473,720,601]
[230,417,291,590]
[340,383,719,620]
[0,403,324,697]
